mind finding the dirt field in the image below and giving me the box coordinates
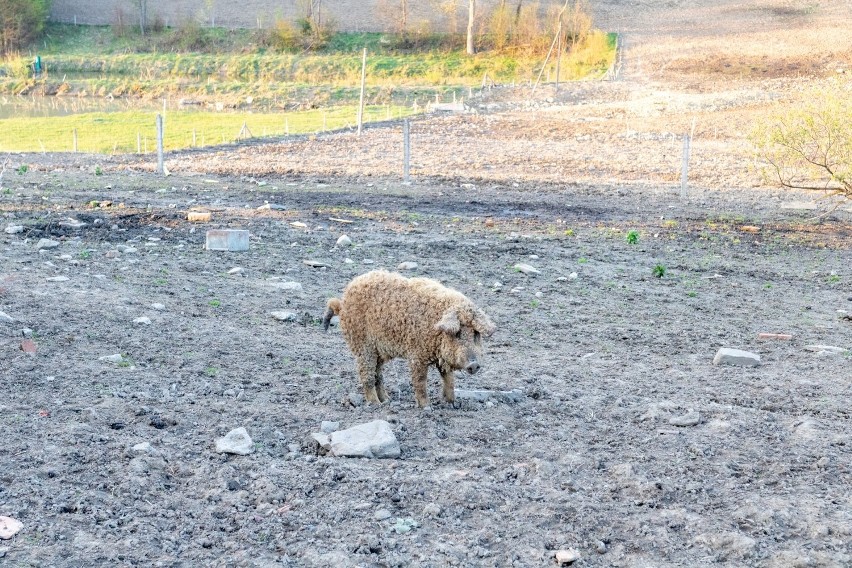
[2,0,852,566]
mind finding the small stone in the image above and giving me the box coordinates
[215,427,254,455]
[46,276,69,282]
[269,281,303,293]
[803,344,849,355]
[423,503,441,517]
[227,267,243,275]
[343,258,354,264]
[670,410,700,427]
[713,348,760,367]
[303,259,329,268]
[116,245,137,254]
[36,238,60,250]
[568,272,578,280]
[150,303,166,311]
[0,311,14,324]
[0,516,23,540]
[336,235,352,247]
[132,442,152,453]
[20,328,33,337]
[374,508,392,521]
[514,263,541,275]
[133,317,152,325]
[20,339,37,355]
[270,311,297,322]
[4,225,24,234]
[555,548,580,564]
[595,540,606,554]
[99,354,124,363]
[397,261,419,271]
[320,421,340,434]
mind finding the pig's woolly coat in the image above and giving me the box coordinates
[324,270,496,406]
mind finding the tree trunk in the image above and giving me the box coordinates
[466,0,475,55]
[401,0,408,34]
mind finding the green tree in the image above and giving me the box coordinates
[751,82,852,201]
[0,0,51,55]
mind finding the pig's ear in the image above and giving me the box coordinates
[472,309,496,337]
[435,308,461,335]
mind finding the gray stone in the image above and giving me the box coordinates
[227,267,243,275]
[303,259,330,268]
[270,311,297,322]
[670,410,701,427]
[150,303,166,311]
[116,245,138,254]
[268,281,303,293]
[206,229,249,252]
[454,388,525,404]
[320,421,340,434]
[514,262,541,275]
[397,261,419,270]
[329,420,400,458]
[36,238,60,250]
[99,354,124,363]
[46,276,69,282]
[132,442,152,453]
[310,432,331,452]
[133,316,152,325]
[803,344,849,356]
[0,311,14,324]
[58,218,87,229]
[374,508,392,521]
[713,348,761,367]
[336,235,352,247]
[423,503,441,517]
[215,427,254,455]
[4,225,23,234]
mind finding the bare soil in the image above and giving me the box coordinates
[2,1,851,566]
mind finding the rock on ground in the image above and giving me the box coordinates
[329,420,400,458]
[215,427,254,455]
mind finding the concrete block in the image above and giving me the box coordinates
[206,229,249,251]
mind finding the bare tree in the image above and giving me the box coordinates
[130,0,148,35]
[466,0,475,54]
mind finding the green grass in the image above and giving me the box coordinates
[0,104,415,153]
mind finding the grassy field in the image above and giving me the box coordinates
[0,24,616,153]
[0,104,415,154]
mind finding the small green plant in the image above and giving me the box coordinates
[204,366,218,377]
[578,257,589,264]
[662,220,678,229]
[530,299,541,308]
[209,299,221,307]
[653,264,667,278]
[626,230,639,245]
[563,228,575,237]
[78,250,91,260]
[686,290,697,298]
[16,164,28,174]
[153,278,167,286]
[827,273,841,284]
[118,357,134,368]
[94,166,103,176]
[764,282,773,290]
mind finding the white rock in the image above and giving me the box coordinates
[320,421,340,434]
[0,516,23,540]
[329,420,400,459]
[803,344,849,355]
[514,263,540,275]
[46,276,69,282]
[132,442,152,453]
[58,218,87,229]
[555,548,581,564]
[397,261,418,271]
[270,311,297,322]
[98,354,124,363]
[336,235,352,247]
[670,410,701,427]
[227,267,243,275]
[36,238,60,250]
[423,503,441,517]
[713,348,760,367]
[343,258,354,264]
[4,225,23,234]
[215,427,254,455]
[568,272,578,280]
[133,317,152,325]
[374,508,392,521]
[151,303,166,311]
[116,245,138,254]
[0,311,14,324]
[268,281,303,293]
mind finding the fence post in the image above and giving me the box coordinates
[680,133,691,199]
[156,114,164,175]
[137,132,141,154]
[73,129,78,153]
[357,47,367,136]
[403,119,410,183]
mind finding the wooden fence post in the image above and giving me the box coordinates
[156,114,164,175]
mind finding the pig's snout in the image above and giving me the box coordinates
[465,360,481,374]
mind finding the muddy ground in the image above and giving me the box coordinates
[2,0,852,566]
